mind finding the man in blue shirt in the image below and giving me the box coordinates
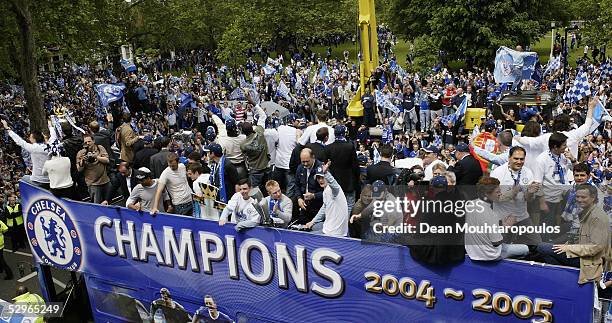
[518,103,538,123]
[191,295,233,323]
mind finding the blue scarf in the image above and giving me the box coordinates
[509,167,523,191]
[549,152,565,184]
[268,198,283,217]
[211,156,227,203]
[563,186,577,215]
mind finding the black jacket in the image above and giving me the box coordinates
[108,170,138,201]
[62,134,84,175]
[133,147,159,171]
[366,160,396,185]
[93,128,113,163]
[448,154,483,186]
[326,140,359,193]
[304,142,328,163]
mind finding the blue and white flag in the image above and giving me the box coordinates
[374,90,400,114]
[372,147,381,164]
[229,88,246,100]
[396,65,407,80]
[263,64,276,76]
[96,83,125,107]
[319,64,330,82]
[589,98,612,133]
[494,46,539,84]
[240,76,260,104]
[593,98,612,124]
[119,59,136,73]
[179,93,196,113]
[276,80,292,102]
[601,59,612,80]
[543,56,561,76]
[440,96,468,126]
[564,70,591,103]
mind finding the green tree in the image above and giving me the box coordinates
[0,0,129,131]
[387,0,568,68]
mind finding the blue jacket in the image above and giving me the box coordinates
[295,160,324,203]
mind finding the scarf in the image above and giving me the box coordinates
[268,198,283,217]
[549,151,565,184]
[508,167,523,191]
[211,156,227,203]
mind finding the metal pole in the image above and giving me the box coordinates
[562,28,568,95]
[550,24,555,58]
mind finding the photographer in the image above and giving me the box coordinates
[76,133,111,204]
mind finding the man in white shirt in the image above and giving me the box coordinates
[422,145,448,181]
[533,132,576,242]
[298,109,335,145]
[515,98,596,170]
[151,152,193,216]
[305,161,348,237]
[273,114,302,197]
[219,178,261,231]
[490,146,542,245]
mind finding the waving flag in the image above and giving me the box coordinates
[319,64,330,82]
[119,59,137,73]
[229,88,246,100]
[440,96,468,126]
[240,76,260,104]
[564,70,591,103]
[96,83,125,107]
[590,98,612,135]
[179,93,196,114]
[263,64,276,76]
[374,90,400,114]
[543,56,561,76]
[494,46,539,83]
[276,80,292,102]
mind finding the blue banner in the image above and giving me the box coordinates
[494,46,539,84]
[119,59,137,73]
[95,83,125,107]
[19,181,594,323]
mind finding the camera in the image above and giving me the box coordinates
[396,168,425,185]
[86,152,97,163]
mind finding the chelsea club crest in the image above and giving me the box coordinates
[26,199,83,271]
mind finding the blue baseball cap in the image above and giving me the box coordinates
[372,180,386,198]
[205,143,223,156]
[421,145,439,154]
[334,125,347,138]
[314,166,325,178]
[455,142,470,153]
[143,135,154,144]
[484,119,496,131]
[225,118,237,130]
[430,175,448,188]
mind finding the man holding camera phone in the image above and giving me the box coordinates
[77,133,111,204]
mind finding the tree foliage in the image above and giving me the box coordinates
[387,0,568,67]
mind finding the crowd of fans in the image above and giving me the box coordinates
[0,29,611,289]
